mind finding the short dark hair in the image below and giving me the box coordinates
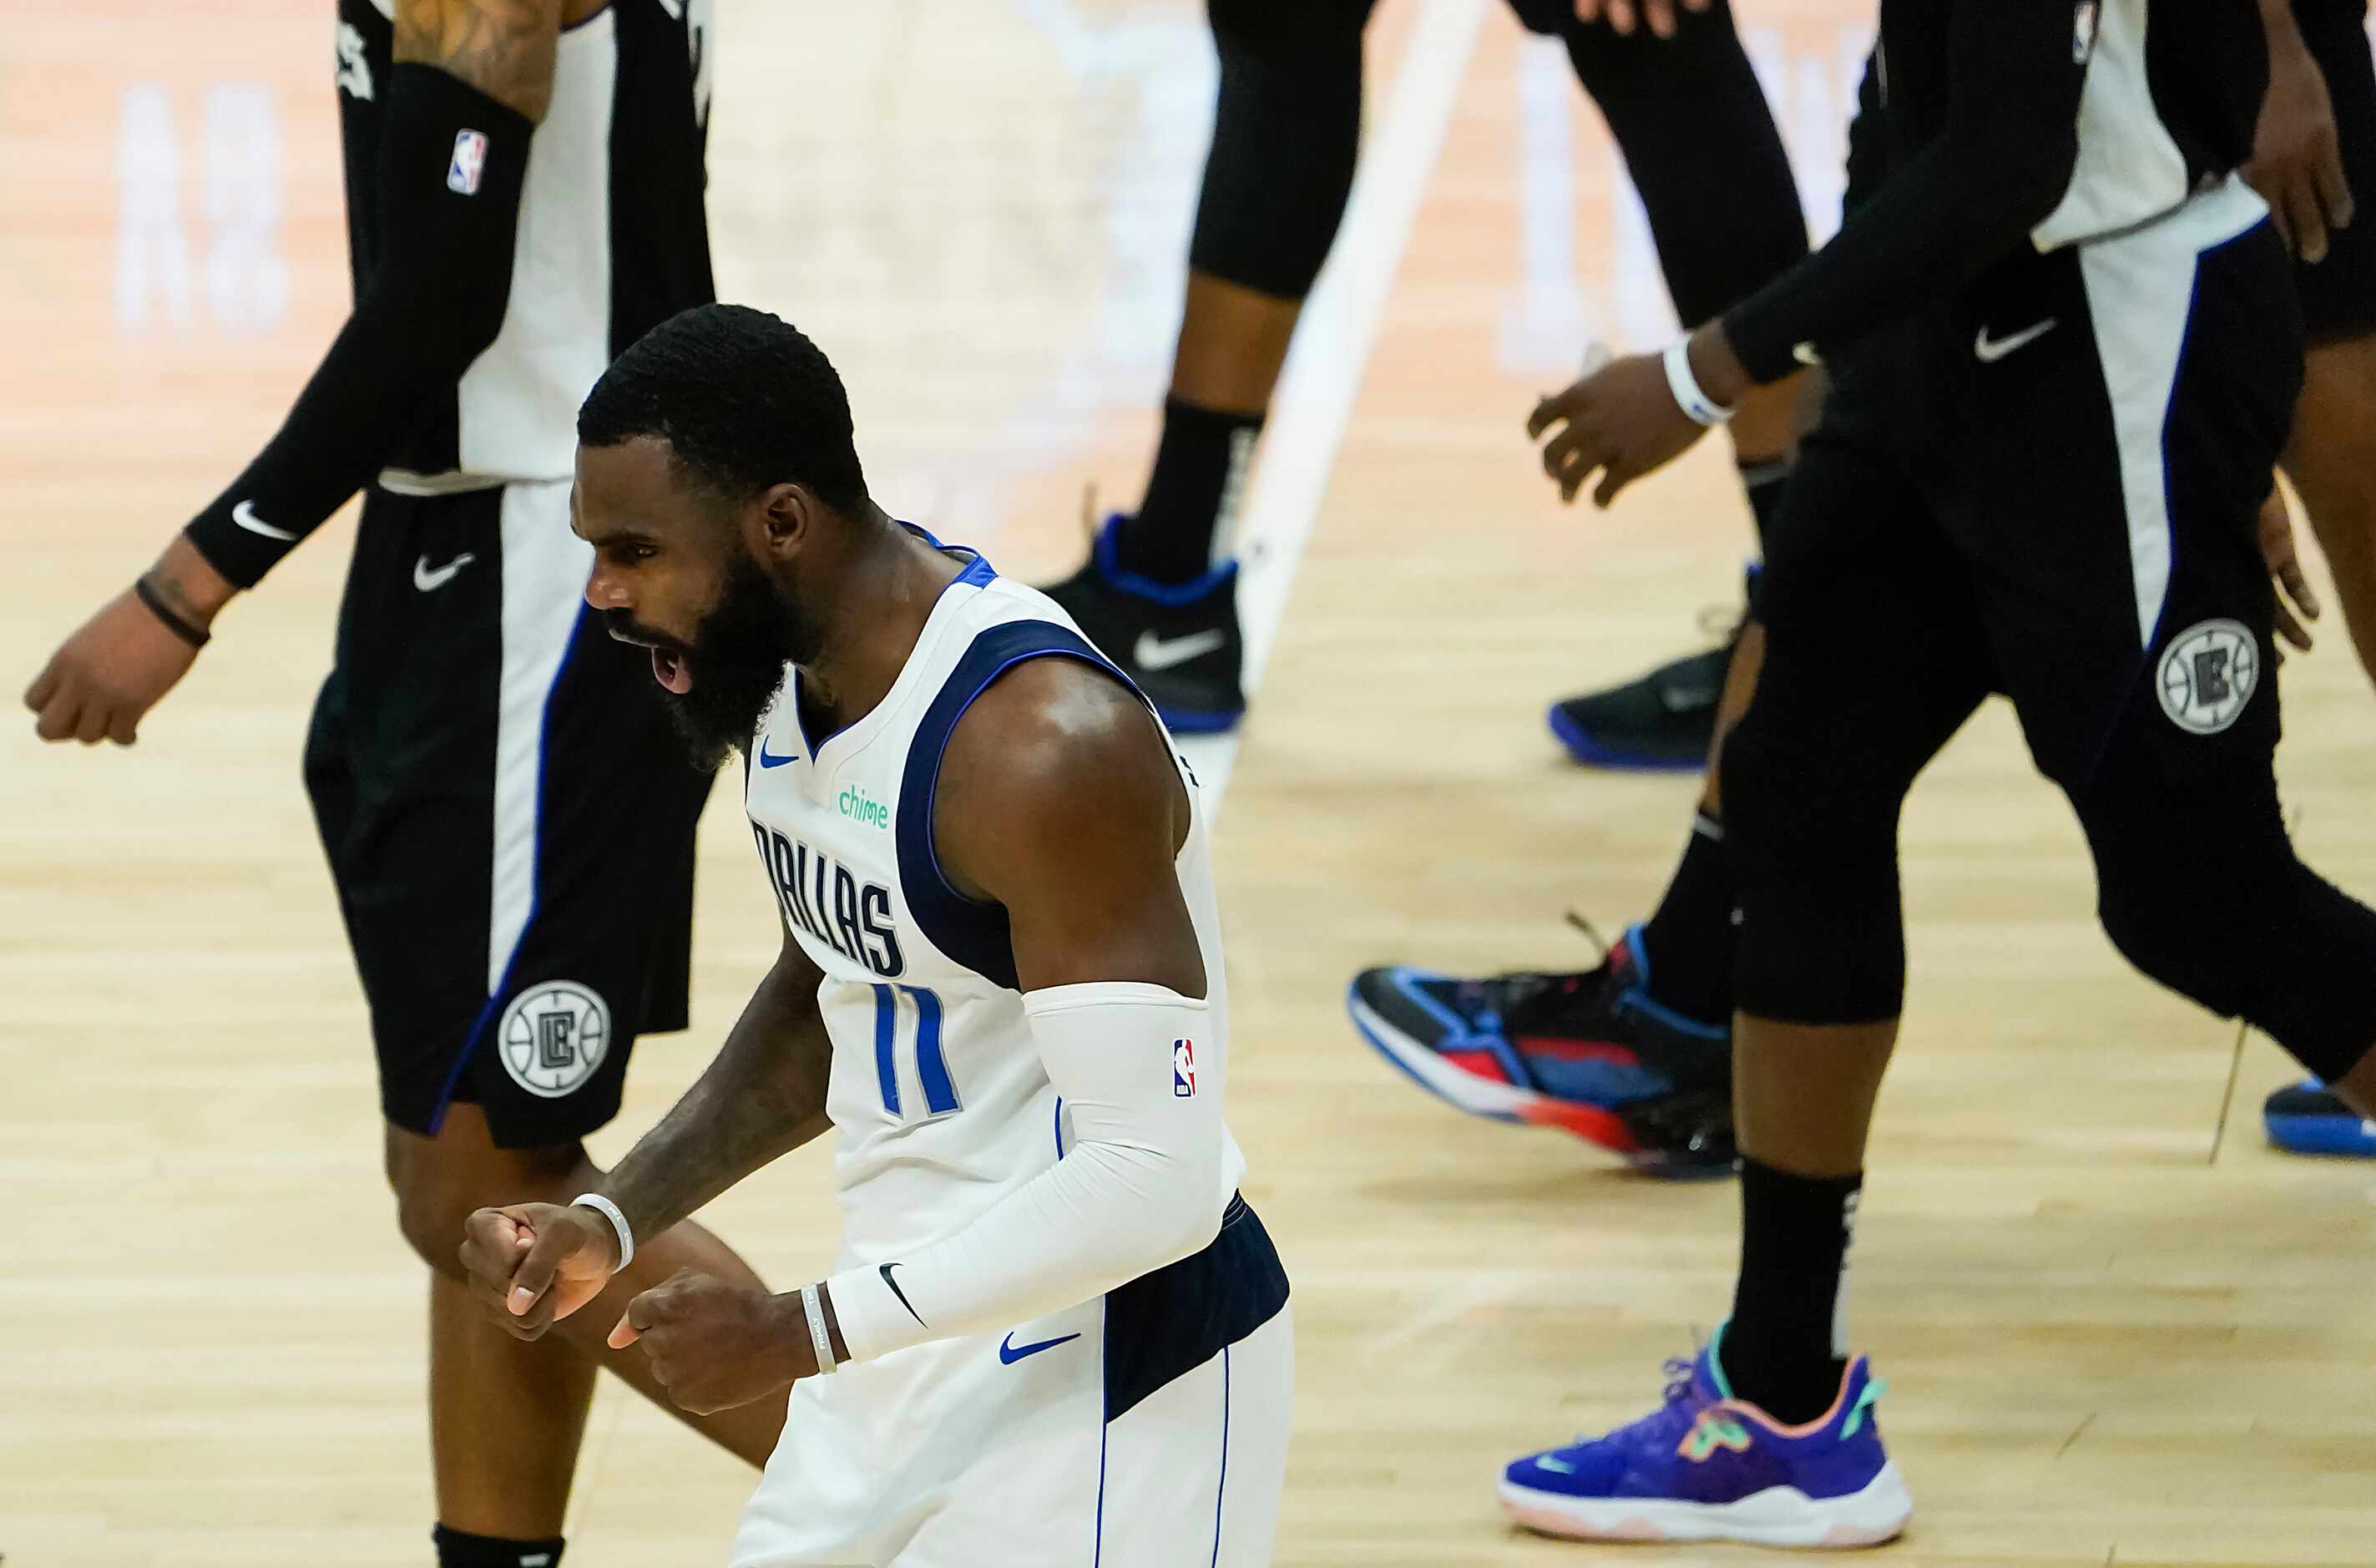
[578,303,867,509]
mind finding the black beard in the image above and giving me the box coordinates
[623,557,819,771]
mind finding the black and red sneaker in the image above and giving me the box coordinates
[1347,923,1735,1176]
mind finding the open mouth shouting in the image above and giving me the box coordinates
[608,618,695,695]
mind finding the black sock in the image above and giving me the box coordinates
[1115,397,1263,584]
[1636,812,1734,1029]
[433,1525,565,1568]
[1740,458,1790,553]
[1722,1157,1861,1425]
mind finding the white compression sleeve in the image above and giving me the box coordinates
[824,981,1231,1363]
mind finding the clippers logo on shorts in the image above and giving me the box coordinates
[2157,619,2258,735]
[2071,2,2099,63]
[498,982,610,1097]
[1173,1038,1196,1098]
[447,129,488,195]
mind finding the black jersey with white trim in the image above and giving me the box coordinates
[334,0,715,489]
[1724,0,2267,384]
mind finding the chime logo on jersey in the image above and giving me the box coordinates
[1173,1038,1196,1098]
[447,129,488,195]
[2156,618,2257,736]
[498,981,609,1098]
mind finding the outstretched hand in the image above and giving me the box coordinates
[2245,15,2353,264]
[1529,351,1708,508]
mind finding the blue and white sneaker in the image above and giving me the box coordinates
[2264,1080,2376,1157]
[1039,515,1245,735]
[1500,1326,1913,1548]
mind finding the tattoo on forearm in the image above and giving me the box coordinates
[393,0,563,121]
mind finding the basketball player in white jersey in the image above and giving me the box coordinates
[458,303,1294,1567]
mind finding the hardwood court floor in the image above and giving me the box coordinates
[3,2,2373,1564]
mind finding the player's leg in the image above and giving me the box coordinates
[2282,0,2376,690]
[2288,335,2376,686]
[2251,0,2376,1152]
[1498,406,1971,1546]
[2039,210,2376,1143]
[316,483,777,1564]
[1044,0,1373,733]
[1519,0,1809,769]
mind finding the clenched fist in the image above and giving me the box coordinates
[458,1201,624,1340]
[609,1269,811,1415]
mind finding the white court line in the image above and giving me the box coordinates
[1180,0,1488,811]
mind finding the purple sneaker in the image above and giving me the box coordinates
[1499,1326,1912,1547]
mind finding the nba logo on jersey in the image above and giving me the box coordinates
[1173,1039,1196,1097]
[447,129,488,195]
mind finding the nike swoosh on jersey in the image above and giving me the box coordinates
[1973,317,2060,364]
[412,552,477,592]
[756,738,796,768]
[232,500,300,542]
[998,1330,1083,1365]
[1133,628,1226,671]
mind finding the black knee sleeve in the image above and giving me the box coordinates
[2084,789,2376,1083]
[1554,0,1807,326]
[1188,0,1373,299]
[1721,706,1912,1026]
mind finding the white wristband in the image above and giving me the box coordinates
[801,1282,838,1375]
[570,1192,634,1272]
[1663,336,1735,427]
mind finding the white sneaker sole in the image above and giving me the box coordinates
[1499,1461,1913,1549]
[1348,990,1539,1121]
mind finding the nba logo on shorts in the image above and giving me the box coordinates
[1173,1038,1196,1098]
[447,129,488,195]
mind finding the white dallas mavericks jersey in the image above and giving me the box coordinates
[742,544,1246,1262]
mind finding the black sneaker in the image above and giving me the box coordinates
[1346,922,1737,1176]
[1549,640,1733,772]
[1040,514,1246,735]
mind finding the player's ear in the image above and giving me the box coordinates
[752,482,812,559]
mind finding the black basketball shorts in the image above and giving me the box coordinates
[306,478,714,1149]
[2298,1,2376,344]
[1753,181,2302,797]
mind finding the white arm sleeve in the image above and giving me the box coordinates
[823,980,1231,1363]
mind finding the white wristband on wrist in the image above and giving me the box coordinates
[1663,336,1736,427]
[571,1192,634,1272]
[801,1282,838,1375]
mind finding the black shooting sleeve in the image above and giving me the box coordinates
[1720,1,2089,385]
[183,64,531,588]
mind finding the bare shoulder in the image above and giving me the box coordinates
[392,0,566,122]
[933,659,1187,904]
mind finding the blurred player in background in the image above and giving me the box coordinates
[463,305,1291,1568]
[1044,0,1808,770]
[1352,0,2376,1171]
[22,3,779,1564]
